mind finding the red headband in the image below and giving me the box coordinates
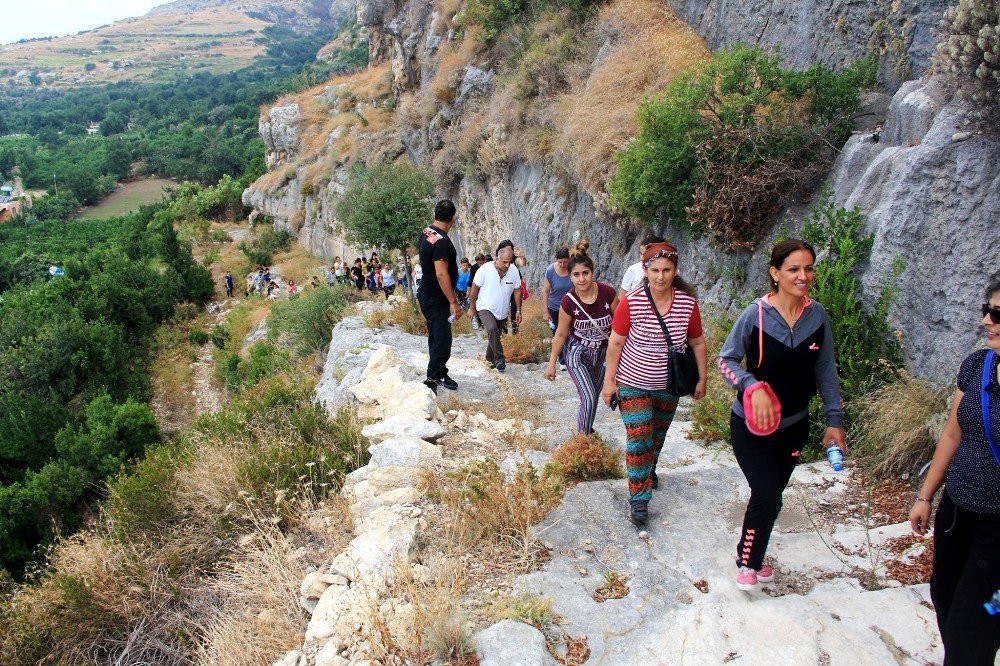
[642,242,678,267]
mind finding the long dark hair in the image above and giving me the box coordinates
[768,239,816,292]
[987,279,1000,301]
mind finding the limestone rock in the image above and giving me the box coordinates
[350,485,422,520]
[368,437,443,468]
[500,450,552,481]
[362,414,445,442]
[272,650,306,666]
[260,104,301,169]
[344,465,422,504]
[331,507,419,587]
[473,620,554,666]
[314,641,350,666]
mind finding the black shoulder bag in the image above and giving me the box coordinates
[645,284,698,397]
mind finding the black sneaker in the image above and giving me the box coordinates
[438,374,458,391]
[423,378,438,393]
[494,361,506,374]
[629,499,648,527]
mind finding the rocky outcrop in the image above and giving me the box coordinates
[244,1,998,378]
[667,0,952,87]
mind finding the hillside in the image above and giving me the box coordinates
[0,0,347,87]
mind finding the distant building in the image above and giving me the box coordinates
[87,122,100,134]
[0,179,31,222]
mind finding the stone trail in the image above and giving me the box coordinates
[279,298,942,665]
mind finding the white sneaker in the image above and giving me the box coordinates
[559,363,566,371]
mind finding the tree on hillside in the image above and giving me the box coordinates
[337,161,435,291]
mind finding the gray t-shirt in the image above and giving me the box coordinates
[545,263,573,311]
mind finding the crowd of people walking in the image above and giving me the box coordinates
[331,198,996,663]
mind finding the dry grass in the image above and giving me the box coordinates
[852,374,951,477]
[0,385,366,665]
[428,457,562,562]
[500,300,550,364]
[549,433,624,481]
[551,0,710,192]
[149,324,197,432]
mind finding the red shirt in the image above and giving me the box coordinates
[559,282,616,349]
[612,286,703,391]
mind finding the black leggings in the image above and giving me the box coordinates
[930,490,1000,666]
[731,411,809,570]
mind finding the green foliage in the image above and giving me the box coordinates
[610,45,874,248]
[800,189,903,403]
[934,0,1000,112]
[220,342,290,392]
[268,284,351,357]
[187,329,209,345]
[237,226,292,267]
[0,379,367,664]
[209,323,229,349]
[462,0,598,42]
[338,161,434,254]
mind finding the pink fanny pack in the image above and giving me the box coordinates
[743,381,781,436]
[744,299,781,436]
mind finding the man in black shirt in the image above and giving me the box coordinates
[417,200,462,391]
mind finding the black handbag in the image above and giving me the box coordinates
[645,285,699,396]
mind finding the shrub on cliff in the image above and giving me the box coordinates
[610,45,874,249]
[933,0,1000,114]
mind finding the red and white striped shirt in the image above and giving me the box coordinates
[611,286,703,391]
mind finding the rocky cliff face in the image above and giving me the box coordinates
[242,0,998,378]
[667,0,953,88]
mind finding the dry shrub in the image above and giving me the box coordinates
[366,557,476,663]
[500,300,550,364]
[549,433,623,481]
[551,0,709,193]
[433,458,562,561]
[366,300,429,335]
[852,374,950,477]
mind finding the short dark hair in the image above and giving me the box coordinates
[475,253,486,262]
[641,234,665,247]
[435,199,456,223]
[554,246,570,260]
[496,239,514,255]
[769,239,816,291]
[987,279,1000,301]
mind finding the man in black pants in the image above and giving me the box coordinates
[417,200,463,392]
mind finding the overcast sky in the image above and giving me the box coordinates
[0,1,173,45]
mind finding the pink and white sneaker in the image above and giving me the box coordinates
[736,566,758,591]
[756,564,774,583]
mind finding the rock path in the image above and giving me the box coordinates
[292,300,943,665]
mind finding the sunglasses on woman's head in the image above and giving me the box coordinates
[983,303,1000,324]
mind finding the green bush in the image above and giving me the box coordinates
[610,45,874,248]
[187,329,209,345]
[238,226,293,267]
[209,323,229,349]
[268,284,350,357]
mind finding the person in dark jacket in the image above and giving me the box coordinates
[909,280,1000,666]
[717,239,845,591]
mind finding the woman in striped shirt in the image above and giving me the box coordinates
[602,242,708,526]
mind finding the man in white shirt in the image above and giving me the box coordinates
[468,246,522,373]
[618,234,665,301]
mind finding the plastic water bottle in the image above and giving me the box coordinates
[826,444,844,472]
[448,313,456,324]
[986,589,1000,616]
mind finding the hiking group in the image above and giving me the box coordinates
[413,199,999,664]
